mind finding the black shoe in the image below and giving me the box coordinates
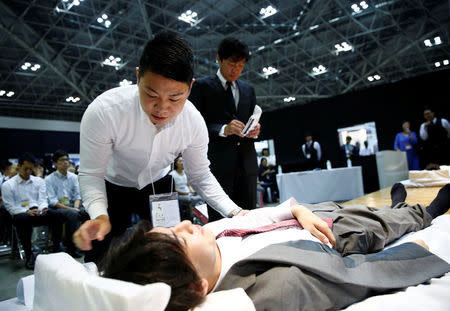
[25,254,36,270]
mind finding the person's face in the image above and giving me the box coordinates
[175,157,184,170]
[55,156,69,173]
[402,121,410,131]
[261,158,267,167]
[424,109,434,121]
[151,220,218,280]
[305,135,312,142]
[262,149,269,156]
[9,164,18,178]
[136,68,192,125]
[346,137,351,144]
[217,56,246,82]
[2,165,11,177]
[18,161,34,181]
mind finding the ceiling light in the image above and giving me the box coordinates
[434,62,441,67]
[0,90,5,96]
[443,59,449,66]
[97,17,103,23]
[178,10,200,26]
[351,2,369,13]
[262,66,278,77]
[102,14,108,19]
[65,96,80,103]
[335,41,353,54]
[6,91,14,97]
[312,65,327,75]
[105,20,111,27]
[119,79,133,86]
[102,56,122,69]
[424,35,443,47]
[367,74,381,81]
[73,0,80,5]
[283,96,296,102]
[21,62,41,71]
[260,5,278,19]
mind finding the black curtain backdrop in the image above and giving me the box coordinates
[1,128,79,160]
[259,69,450,169]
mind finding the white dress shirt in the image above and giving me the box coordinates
[45,170,81,207]
[217,69,240,137]
[419,117,450,140]
[79,85,239,220]
[1,174,48,215]
[302,141,322,161]
[205,199,326,291]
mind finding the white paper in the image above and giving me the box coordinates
[241,105,262,136]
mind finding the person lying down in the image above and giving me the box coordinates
[101,184,450,311]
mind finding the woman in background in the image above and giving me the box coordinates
[394,121,420,170]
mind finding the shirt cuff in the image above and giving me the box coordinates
[87,202,108,220]
[219,125,227,137]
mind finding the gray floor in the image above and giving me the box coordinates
[0,247,84,302]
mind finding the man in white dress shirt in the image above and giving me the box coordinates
[419,107,450,168]
[74,33,245,263]
[1,153,63,269]
[45,149,87,258]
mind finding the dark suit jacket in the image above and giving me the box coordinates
[189,74,258,177]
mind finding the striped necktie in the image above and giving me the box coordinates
[216,218,333,239]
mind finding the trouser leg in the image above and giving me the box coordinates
[332,203,432,255]
[85,176,173,264]
[12,213,33,258]
[51,209,79,250]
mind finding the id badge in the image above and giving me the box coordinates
[149,192,180,228]
[405,144,412,150]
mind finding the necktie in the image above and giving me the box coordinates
[216,218,333,239]
[225,81,236,113]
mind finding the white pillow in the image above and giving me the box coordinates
[33,253,171,311]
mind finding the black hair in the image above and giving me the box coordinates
[102,221,205,311]
[174,155,183,170]
[52,149,69,163]
[217,37,250,62]
[0,159,12,171]
[139,32,194,86]
[18,152,36,165]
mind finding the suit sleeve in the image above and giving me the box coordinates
[189,80,227,139]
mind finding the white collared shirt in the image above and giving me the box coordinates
[302,141,322,161]
[79,85,239,219]
[205,199,324,292]
[1,174,48,215]
[45,170,81,207]
[420,117,450,140]
[217,69,240,137]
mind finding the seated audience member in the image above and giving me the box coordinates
[419,107,450,168]
[8,162,18,179]
[0,160,12,185]
[102,183,450,311]
[169,156,205,221]
[301,132,322,170]
[258,157,278,203]
[1,153,63,269]
[359,140,373,156]
[68,161,76,174]
[45,149,87,258]
[394,121,420,170]
[257,148,276,168]
[32,160,46,178]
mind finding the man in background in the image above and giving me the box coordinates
[420,107,450,168]
[301,132,322,170]
[189,37,260,221]
[45,149,86,258]
[2,153,62,269]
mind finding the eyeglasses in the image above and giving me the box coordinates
[57,157,69,162]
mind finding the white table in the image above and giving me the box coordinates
[276,167,364,203]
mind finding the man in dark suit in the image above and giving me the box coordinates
[189,37,260,221]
